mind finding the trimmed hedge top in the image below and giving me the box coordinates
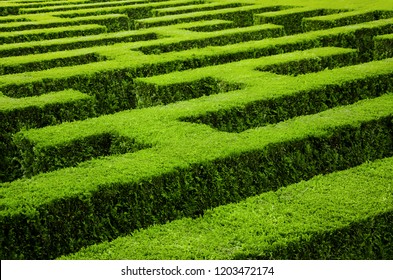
[62,156,393,260]
[1,0,393,259]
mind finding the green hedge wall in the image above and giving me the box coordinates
[1,94,392,259]
[61,156,393,260]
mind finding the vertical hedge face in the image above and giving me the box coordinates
[0,0,393,260]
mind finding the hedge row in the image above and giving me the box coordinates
[1,0,392,261]
[0,43,352,109]
[134,47,357,107]
[1,8,391,183]
[0,50,106,75]
[0,14,131,32]
[3,46,312,181]
[0,89,96,182]
[0,6,389,60]
[253,11,393,61]
[257,49,358,75]
[15,130,151,178]
[19,0,149,14]
[151,1,244,17]
[302,10,393,31]
[184,19,234,32]
[1,18,391,112]
[0,16,28,24]
[191,73,393,133]
[0,24,107,44]
[0,0,54,16]
[1,47,388,183]
[133,16,393,60]
[0,6,19,16]
[16,56,393,177]
[1,17,391,105]
[374,33,393,60]
[51,0,202,19]
[134,76,243,108]
[62,155,393,260]
[254,7,341,35]
[0,0,233,18]
[1,93,393,259]
[134,47,358,86]
[317,18,393,62]
[69,13,131,32]
[134,4,286,29]
[137,23,284,54]
[181,58,393,133]
[0,28,157,57]
[0,89,95,133]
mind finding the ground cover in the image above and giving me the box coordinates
[0,0,392,260]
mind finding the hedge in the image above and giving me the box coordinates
[137,23,284,54]
[0,29,158,57]
[0,89,96,133]
[134,47,358,107]
[151,1,244,17]
[254,7,341,35]
[49,0,202,20]
[0,89,96,182]
[15,56,393,177]
[0,14,131,32]
[1,92,392,259]
[19,0,149,14]
[0,50,106,75]
[302,10,393,31]
[374,33,393,60]
[134,4,285,29]
[1,0,393,260]
[183,19,234,32]
[0,24,107,44]
[2,17,391,100]
[61,156,393,260]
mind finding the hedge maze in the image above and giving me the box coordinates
[0,0,393,260]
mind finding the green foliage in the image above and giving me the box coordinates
[255,7,340,35]
[61,156,393,260]
[1,94,393,259]
[185,58,393,132]
[374,34,393,60]
[137,24,284,54]
[0,29,157,57]
[0,51,106,75]
[0,24,107,44]
[152,2,244,17]
[0,89,96,182]
[135,76,243,107]
[0,14,131,33]
[135,4,283,28]
[301,10,393,31]
[1,0,393,260]
[47,0,201,22]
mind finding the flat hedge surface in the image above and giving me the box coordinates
[0,0,393,260]
[62,156,393,260]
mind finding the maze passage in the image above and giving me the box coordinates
[0,0,393,260]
